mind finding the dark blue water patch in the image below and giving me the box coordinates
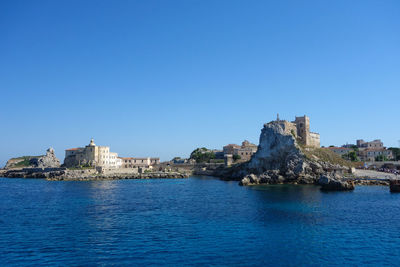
[0,176,399,266]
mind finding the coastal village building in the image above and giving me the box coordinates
[64,139,122,168]
[356,139,393,161]
[223,140,258,161]
[328,139,394,162]
[357,139,383,149]
[358,149,393,162]
[273,114,320,148]
[64,139,160,170]
[119,157,160,169]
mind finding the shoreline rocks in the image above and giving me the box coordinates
[389,180,400,192]
[318,174,354,191]
[0,168,189,181]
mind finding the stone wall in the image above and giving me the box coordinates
[274,121,297,137]
[309,132,321,148]
[99,167,139,175]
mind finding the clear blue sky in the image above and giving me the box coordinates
[1,0,399,166]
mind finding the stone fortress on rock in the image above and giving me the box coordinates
[219,115,320,167]
[273,114,320,148]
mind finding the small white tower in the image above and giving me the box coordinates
[88,138,96,147]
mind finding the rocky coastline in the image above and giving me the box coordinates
[199,121,395,190]
[0,168,190,181]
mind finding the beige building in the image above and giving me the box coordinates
[357,139,383,149]
[358,148,394,162]
[223,144,241,155]
[223,140,258,161]
[273,114,320,148]
[119,157,160,169]
[64,139,122,168]
[355,139,392,161]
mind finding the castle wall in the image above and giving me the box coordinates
[293,116,310,145]
[268,115,320,148]
[309,132,320,148]
[276,121,297,137]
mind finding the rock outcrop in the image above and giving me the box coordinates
[4,148,61,169]
[318,174,355,191]
[29,148,61,168]
[220,121,351,186]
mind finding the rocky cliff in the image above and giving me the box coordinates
[4,148,61,169]
[217,121,352,186]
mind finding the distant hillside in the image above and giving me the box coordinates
[300,146,355,168]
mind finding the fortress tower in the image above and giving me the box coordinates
[267,115,320,148]
[293,116,310,145]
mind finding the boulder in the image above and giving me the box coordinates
[318,175,354,191]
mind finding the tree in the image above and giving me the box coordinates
[388,147,400,161]
[375,155,388,162]
[350,145,359,152]
[233,154,241,161]
[190,148,216,163]
[342,151,359,162]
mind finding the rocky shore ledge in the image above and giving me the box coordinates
[0,168,189,181]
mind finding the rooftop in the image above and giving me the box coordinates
[65,148,80,151]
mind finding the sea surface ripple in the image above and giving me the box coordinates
[0,176,399,266]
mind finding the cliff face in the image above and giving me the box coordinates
[237,122,350,186]
[247,122,305,176]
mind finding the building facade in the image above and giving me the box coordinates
[223,140,258,161]
[328,139,394,162]
[357,139,384,149]
[119,157,160,169]
[358,148,393,162]
[64,139,122,168]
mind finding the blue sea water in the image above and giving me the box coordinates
[0,176,399,266]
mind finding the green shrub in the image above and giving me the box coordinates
[233,154,241,161]
[190,148,216,163]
